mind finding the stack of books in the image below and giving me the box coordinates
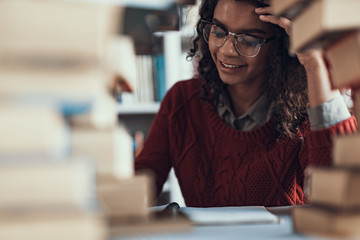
[292,135,360,238]
[272,0,360,238]
[271,0,360,53]
[272,0,312,19]
[0,0,192,238]
[0,0,144,239]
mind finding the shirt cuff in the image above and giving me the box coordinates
[307,95,351,130]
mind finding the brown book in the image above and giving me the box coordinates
[0,0,122,63]
[293,205,360,238]
[306,167,360,208]
[69,92,118,130]
[110,217,192,238]
[0,104,68,160]
[71,124,134,179]
[325,31,360,89]
[271,0,312,19]
[333,134,360,167]
[71,128,118,177]
[0,66,109,103]
[0,0,134,101]
[97,174,154,222]
[290,0,360,53]
[0,159,96,210]
[105,36,137,94]
[352,89,360,124]
[0,209,108,240]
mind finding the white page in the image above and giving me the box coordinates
[179,206,280,225]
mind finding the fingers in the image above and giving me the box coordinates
[260,15,291,35]
[255,7,291,35]
[254,6,272,15]
[296,48,324,66]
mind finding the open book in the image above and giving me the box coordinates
[153,203,280,225]
[180,206,280,225]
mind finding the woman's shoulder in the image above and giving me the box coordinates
[165,76,204,101]
[172,76,203,92]
[157,77,205,115]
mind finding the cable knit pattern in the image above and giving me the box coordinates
[135,78,358,207]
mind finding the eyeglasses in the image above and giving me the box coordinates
[201,20,275,58]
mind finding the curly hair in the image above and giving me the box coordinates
[188,0,309,138]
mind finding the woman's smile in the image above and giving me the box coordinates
[218,60,247,74]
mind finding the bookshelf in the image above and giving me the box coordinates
[116,2,198,207]
[117,102,160,115]
[117,30,192,205]
[78,0,174,9]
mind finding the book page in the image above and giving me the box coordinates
[179,206,280,225]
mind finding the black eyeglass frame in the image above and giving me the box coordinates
[200,19,276,57]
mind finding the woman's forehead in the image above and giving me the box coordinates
[213,0,273,33]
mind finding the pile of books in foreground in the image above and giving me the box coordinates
[272,0,360,238]
[293,135,360,238]
[0,1,193,239]
[0,0,142,239]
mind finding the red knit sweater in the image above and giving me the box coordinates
[135,78,357,207]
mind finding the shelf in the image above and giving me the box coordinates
[117,102,160,114]
[153,28,196,38]
[76,0,174,9]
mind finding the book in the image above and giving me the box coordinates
[0,66,110,116]
[352,89,360,124]
[0,104,69,161]
[97,174,154,221]
[271,0,312,19]
[0,209,107,240]
[105,36,137,96]
[290,0,360,53]
[68,92,118,130]
[110,216,191,237]
[178,206,280,225]
[305,167,360,208]
[71,124,134,179]
[108,201,192,237]
[325,31,360,89]
[0,158,96,210]
[293,205,360,238]
[153,54,166,102]
[71,128,118,177]
[135,55,155,103]
[0,0,122,63]
[333,134,360,167]
[0,0,125,116]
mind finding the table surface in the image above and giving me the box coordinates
[113,206,332,240]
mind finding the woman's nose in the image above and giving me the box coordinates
[218,35,239,56]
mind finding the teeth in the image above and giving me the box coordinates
[221,62,240,68]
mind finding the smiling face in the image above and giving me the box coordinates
[210,0,274,89]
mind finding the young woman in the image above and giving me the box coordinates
[135,0,357,207]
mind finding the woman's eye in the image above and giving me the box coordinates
[211,26,226,38]
[239,35,260,46]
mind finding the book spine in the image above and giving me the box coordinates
[153,54,166,102]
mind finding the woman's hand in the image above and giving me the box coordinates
[255,6,316,66]
[255,6,340,108]
[255,7,291,34]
